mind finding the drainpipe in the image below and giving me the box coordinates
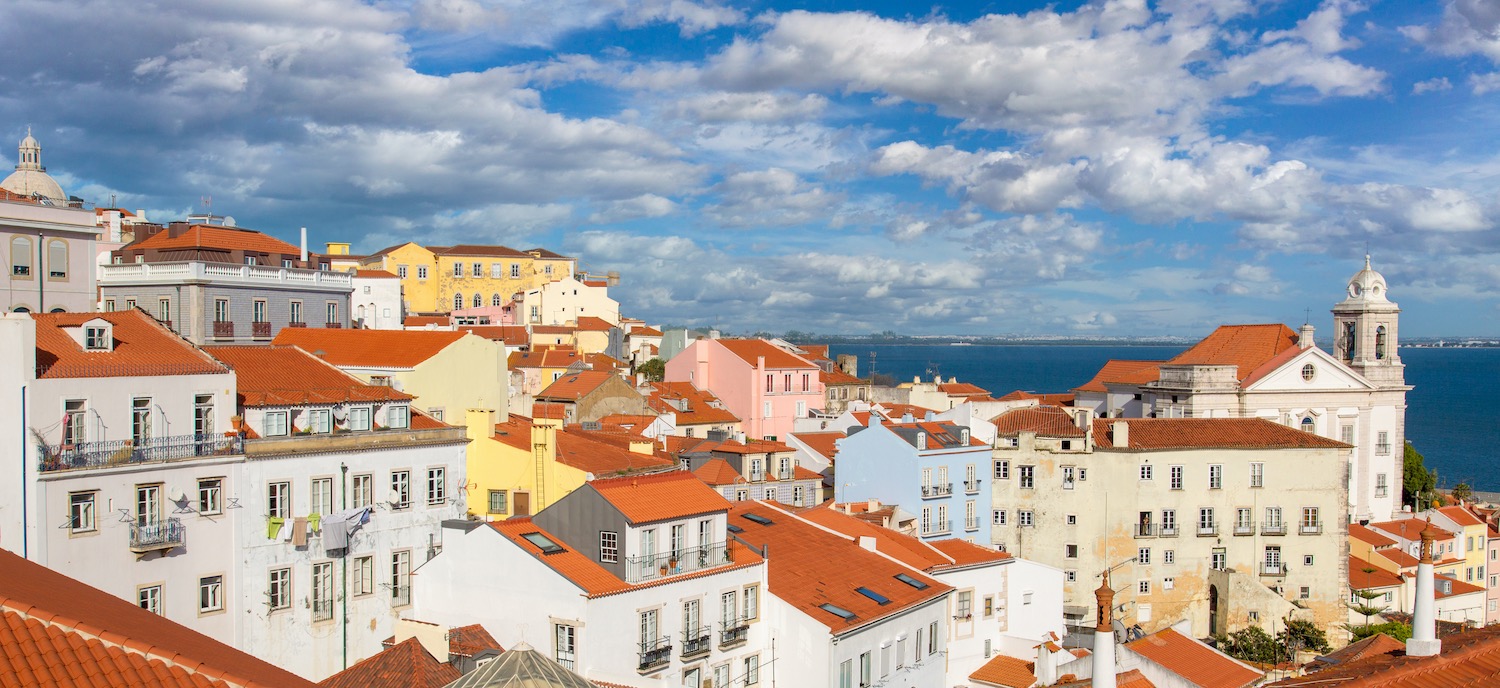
[21,385,27,559]
[36,233,43,312]
[341,461,349,670]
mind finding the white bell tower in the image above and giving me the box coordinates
[1332,255,1404,388]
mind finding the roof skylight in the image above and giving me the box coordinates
[894,573,929,590]
[819,603,856,621]
[520,532,564,554]
[855,587,892,605]
[742,513,774,525]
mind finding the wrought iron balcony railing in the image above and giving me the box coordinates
[39,434,243,472]
[624,542,730,584]
[130,517,185,553]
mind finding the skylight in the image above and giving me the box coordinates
[742,513,774,525]
[819,603,856,621]
[520,532,564,554]
[894,573,929,590]
[726,524,744,533]
[855,587,891,605]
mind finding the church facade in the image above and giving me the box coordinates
[0,131,100,313]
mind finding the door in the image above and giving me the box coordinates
[136,485,161,527]
[513,492,531,516]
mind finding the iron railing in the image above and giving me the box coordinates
[1136,523,1157,538]
[1262,521,1288,536]
[1234,523,1256,536]
[965,517,980,531]
[39,434,243,472]
[252,321,272,338]
[625,542,730,584]
[1159,524,1179,537]
[638,636,672,671]
[325,322,343,329]
[681,626,712,658]
[312,599,334,621]
[1300,521,1323,535]
[964,479,982,494]
[921,483,952,498]
[1196,524,1218,537]
[130,517,185,552]
[921,519,953,537]
[1262,562,1287,577]
[391,585,411,607]
[212,321,234,338]
[719,619,749,647]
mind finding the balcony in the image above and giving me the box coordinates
[212,321,234,339]
[286,321,307,328]
[921,520,954,537]
[624,542,731,584]
[391,585,411,607]
[1135,524,1157,538]
[1261,522,1288,536]
[324,322,342,329]
[1159,525,1179,538]
[1197,524,1218,537]
[100,261,353,291]
[680,626,712,659]
[1299,522,1323,535]
[251,321,272,339]
[964,479,981,494]
[1234,523,1256,536]
[638,636,672,673]
[312,599,334,622]
[719,619,749,649]
[130,518,185,554]
[964,517,980,532]
[39,434,244,473]
[1261,563,1287,577]
[1376,442,1391,455]
[921,483,953,499]
[243,426,468,459]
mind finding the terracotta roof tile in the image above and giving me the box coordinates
[459,325,529,347]
[204,346,414,407]
[647,382,741,425]
[1350,523,1399,548]
[1349,558,1405,591]
[926,538,1011,567]
[574,317,614,332]
[530,325,576,335]
[993,405,1087,438]
[1438,505,1485,527]
[318,637,459,688]
[937,381,991,396]
[968,653,1036,687]
[793,506,950,571]
[693,459,744,486]
[1093,418,1351,450]
[715,339,818,370]
[820,367,865,385]
[431,244,529,258]
[133,225,303,256]
[728,502,951,634]
[1057,668,1156,688]
[873,403,938,421]
[1073,359,1165,393]
[1310,632,1407,671]
[509,347,585,370]
[272,329,470,368]
[1124,627,1261,688]
[0,549,314,688]
[1167,324,1299,381]
[633,326,662,337]
[711,438,794,454]
[997,390,1077,406]
[555,428,673,475]
[537,370,618,401]
[591,470,731,525]
[34,310,230,379]
[404,315,449,327]
[1270,623,1500,686]
[1368,519,1457,543]
[1435,573,1485,599]
[353,269,398,278]
[524,247,572,260]
[1240,344,1310,387]
[791,432,842,461]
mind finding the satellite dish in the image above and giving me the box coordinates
[168,487,188,504]
[333,405,348,421]
[386,489,403,505]
[222,215,236,227]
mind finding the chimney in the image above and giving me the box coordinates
[1407,522,1442,657]
[924,411,935,422]
[394,618,450,663]
[866,499,879,511]
[858,536,877,551]
[1112,421,1129,448]
[299,227,308,262]
[465,408,497,445]
[1093,573,1117,688]
[1298,323,1315,350]
[1035,635,1058,686]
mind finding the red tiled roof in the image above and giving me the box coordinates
[1125,627,1261,688]
[794,507,949,571]
[633,326,662,337]
[1350,557,1404,590]
[404,315,449,327]
[1368,519,1458,543]
[596,414,660,433]
[524,247,572,260]
[1093,418,1351,450]
[431,244,529,258]
[459,325,530,347]
[1378,549,1420,569]
[715,339,818,370]
[821,367,865,385]
[537,370,618,401]
[0,549,314,688]
[1311,632,1408,671]
[873,403,938,421]
[530,325,575,335]
[34,310,230,379]
[1058,669,1156,688]
[446,624,502,657]
[353,269,398,278]
[1240,344,1311,388]
[133,225,303,255]
[1271,624,1500,686]
[693,459,744,486]
[1438,505,1485,527]
[791,432,842,461]
[491,518,627,597]
[591,470,731,524]
[884,421,989,448]
[969,653,1036,687]
[318,637,459,688]
[575,316,614,332]
[204,346,414,407]
[1072,359,1164,393]
[927,538,1011,567]
[938,381,990,396]
[555,428,673,475]
[1167,324,1299,381]
[1351,523,1399,548]
[1435,574,1485,599]
[509,347,584,369]
[993,405,1086,438]
[647,381,740,425]
[272,328,470,368]
[728,502,950,634]
[997,390,1077,406]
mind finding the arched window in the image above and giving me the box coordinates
[47,240,67,279]
[452,293,464,310]
[1375,326,1387,360]
[472,294,482,308]
[11,237,31,277]
[11,306,29,313]
[1342,322,1357,360]
[491,293,502,307]
[1300,416,1315,433]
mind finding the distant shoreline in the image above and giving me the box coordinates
[802,338,1500,348]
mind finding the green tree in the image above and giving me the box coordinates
[1403,441,1436,509]
[637,358,665,382]
[1452,482,1474,504]
[1347,569,1388,632]
[1349,621,1412,643]
[1216,626,1279,664]
[1279,618,1331,655]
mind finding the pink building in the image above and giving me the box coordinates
[1488,525,1500,625]
[665,338,824,441]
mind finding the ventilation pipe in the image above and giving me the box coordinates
[300,227,308,262]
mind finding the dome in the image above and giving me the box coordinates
[1345,255,1389,303]
[19,133,37,148]
[1,169,66,201]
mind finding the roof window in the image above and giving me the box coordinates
[894,573,929,590]
[855,587,892,605]
[520,532,564,554]
[819,603,856,621]
[742,513,774,526]
[726,524,744,533]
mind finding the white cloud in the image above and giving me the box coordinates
[670,92,827,123]
[1413,76,1453,94]
[704,168,843,227]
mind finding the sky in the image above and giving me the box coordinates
[4,0,1500,337]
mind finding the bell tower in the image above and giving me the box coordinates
[1332,255,1404,388]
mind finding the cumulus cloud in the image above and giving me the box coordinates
[704,168,844,227]
[1413,76,1454,94]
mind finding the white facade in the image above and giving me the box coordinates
[521,276,620,326]
[0,198,101,314]
[352,272,403,329]
[764,592,948,688]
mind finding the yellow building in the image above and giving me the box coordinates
[356,242,576,314]
[462,411,673,519]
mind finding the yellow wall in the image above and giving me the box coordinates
[362,245,579,314]
[575,329,610,356]
[463,412,588,520]
[367,243,438,314]
[406,334,509,421]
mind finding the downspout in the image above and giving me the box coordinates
[341,461,349,670]
[36,233,43,312]
[21,384,27,558]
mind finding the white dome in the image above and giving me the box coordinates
[1345,255,1389,303]
[0,169,66,201]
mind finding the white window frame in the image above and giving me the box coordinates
[391,470,411,510]
[268,568,291,611]
[264,411,289,436]
[426,467,446,505]
[69,492,96,533]
[199,575,223,613]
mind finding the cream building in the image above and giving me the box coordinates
[990,408,1352,642]
[1071,257,1409,523]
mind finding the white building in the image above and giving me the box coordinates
[0,188,101,314]
[351,268,404,329]
[1070,257,1410,522]
[413,471,771,688]
[520,275,620,326]
[4,311,468,682]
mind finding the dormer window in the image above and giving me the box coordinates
[916,432,927,450]
[387,404,410,429]
[960,428,970,444]
[84,327,109,350]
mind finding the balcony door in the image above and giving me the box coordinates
[136,484,161,527]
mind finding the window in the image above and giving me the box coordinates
[310,561,334,621]
[491,293,502,307]
[199,575,222,613]
[1376,473,1388,498]
[1209,464,1222,489]
[348,406,370,431]
[1237,508,1253,533]
[104,299,115,311]
[213,299,229,323]
[1250,463,1264,488]
[984,596,994,617]
[198,478,222,515]
[554,624,576,670]
[1139,580,1150,594]
[268,568,291,610]
[1198,507,1215,533]
[391,550,412,605]
[1062,465,1075,488]
[639,608,659,656]
[326,302,338,324]
[1212,548,1226,570]
[1138,547,1150,565]
[488,490,508,514]
[1066,513,1078,525]
[267,482,290,519]
[1161,509,1176,534]
[244,255,258,265]
[387,405,410,429]
[1140,464,1153,480]
[859,651,871,687]
[783,373,792,391]
[157,298,170,322]
[47,240,67,278]
[1301,506,1321,533]
[993,509,1007,526]
[1265,545,1283,573]
[744,585,759,620]
[417,265,428,280]
[928,620,939,654]
[63,400,86,444]
[544,264,553,275]
[1164,577,1175,590]
[308,409,331,433]
[472,293,482,308]
[311,477,333,515]
[744,655,760,685]
[995,460,1009,479]
[453,293,464,310]
[1019,465,1034,489]
[252,299,267,323]
[721,589,737,627]
[469,262,481,278]
[426,467,446,505]
[397,265,408,278]
[390,470,411,509]
[957,590,973,618]
[1065,544,1078,558]
[1019,510,1034,527]
[1163,550,1175,565]
[1266,506,1283,528]
[453,262,464,277]
[264,411,288,436]
[353,556,374,596]
[138,585,162,614]
[132,485,158,531]
[352,474,372,509]
[599,531,619,562]
[510,263,520,278]
[1376,431,1390,455]
[69,492,95,533]
[1341,424,1355,445]
[81,326,108,350]
[132,398,152,444]
[1170,465,1183,490]
[11,237,31,276]
[290,300,303,324]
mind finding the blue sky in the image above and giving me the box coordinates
[4,0,1500,336]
